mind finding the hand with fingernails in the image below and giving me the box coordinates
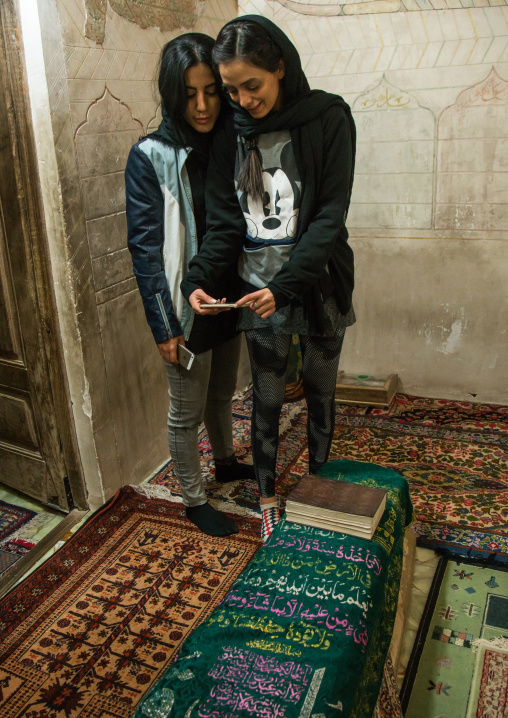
[236,288,275,318]
[189,288,230,315]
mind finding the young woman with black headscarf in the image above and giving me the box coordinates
[181,17,357,542]
[125,34,254,538]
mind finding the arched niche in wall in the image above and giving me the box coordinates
[349,75,435,231]
[435,68,508,232]
[75,87,143,286]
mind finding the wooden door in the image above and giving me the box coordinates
[0,1,86,510]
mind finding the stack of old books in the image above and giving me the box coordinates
[284,474,387,540]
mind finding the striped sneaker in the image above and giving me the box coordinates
[260,503,280,543]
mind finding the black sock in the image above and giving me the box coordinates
[214,458,255,483]
[185,502,238,536]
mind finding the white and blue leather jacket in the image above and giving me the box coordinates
[125,137,197,344]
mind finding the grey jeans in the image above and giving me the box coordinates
[164,334,242,507]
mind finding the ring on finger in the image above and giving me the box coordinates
[251,301,259,309]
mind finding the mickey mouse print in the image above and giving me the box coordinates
[237,131,302,289]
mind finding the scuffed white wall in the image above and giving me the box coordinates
[241,0,508,404]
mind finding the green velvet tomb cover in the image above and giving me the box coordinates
[135,460,413,718]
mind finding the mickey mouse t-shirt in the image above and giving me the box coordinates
[236,130,355,334]
[237,130,301,290]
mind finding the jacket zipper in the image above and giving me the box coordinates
[156,293,172,337]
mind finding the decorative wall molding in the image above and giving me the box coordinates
[353,75,431,114]
[275,0,507,16]
[84,0,204,44]
[75,87,144,140]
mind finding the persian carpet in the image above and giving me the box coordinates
[0,500,36,543]
[149,391,508,559]
[402,558,508,718]
[0,501,37,577]
[0,486,261,718]
[331,394,508,560]
[466,641,508,718]
[148,390,309,517]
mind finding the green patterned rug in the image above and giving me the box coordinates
[402,557,508,717]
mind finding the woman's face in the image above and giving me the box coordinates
[183,63,221,133]
[219,60,285,119]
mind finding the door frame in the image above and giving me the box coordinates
[0,0,87,510]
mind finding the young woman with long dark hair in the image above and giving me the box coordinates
[126,33,253,537]
[182,17,356,542]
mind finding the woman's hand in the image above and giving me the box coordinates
[236,288,276,319]
[189,288,228,315]
[157,336,185,363]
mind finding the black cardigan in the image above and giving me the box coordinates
[181,105,354,332]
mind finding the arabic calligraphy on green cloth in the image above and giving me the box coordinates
[135,460,413,718]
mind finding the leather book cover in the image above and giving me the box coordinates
[285,474,387,520]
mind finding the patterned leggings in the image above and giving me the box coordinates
[245,328,346,498]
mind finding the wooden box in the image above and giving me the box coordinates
[335,372,399,408]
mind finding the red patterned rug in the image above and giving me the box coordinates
[0,501,38,577]
[0,486,261,717]
[331,394,508,560]
[151,390,508,559]
[0,501,36,543]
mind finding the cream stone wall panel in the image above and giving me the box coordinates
[68,78,108,102]
[96,276,138,304]
[438,137,508,172]
[87,212,127,257]
[341,238,508,403]
[119,51,141,79]
[92,48,120,78]
[435,67,508,230]
[75,48,104,78]
[76,131,141,177]
[106,79,154,102]
[356,139,435,173]
[92,248,133,290]
[434,202,503,229]
[348,202,433,228]
[58,0,93,47]
[97,291,168,485]
[81,171,126,219]
[352,173,434,203]
[104,50,130,79]
[483,37,508,65]
[146,104,162,133]
[129,101,159,130]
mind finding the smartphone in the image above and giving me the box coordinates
[177,344,195,370]
[199,303,237,309]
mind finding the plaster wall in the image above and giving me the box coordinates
[21,0,239,505]
[241,0,508,404]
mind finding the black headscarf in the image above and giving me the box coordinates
[148,99,212,167]
[225,15,355,146]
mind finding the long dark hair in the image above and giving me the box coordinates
[213,21,283,200]
[157,33,221,145]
